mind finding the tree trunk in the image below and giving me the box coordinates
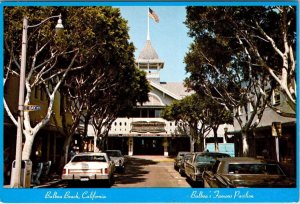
[189,137,195,152]
[199,136,205,152]
[213,128,219,152]
[58,134,73,171]
[241,131,250,156]
[22,132,35,160]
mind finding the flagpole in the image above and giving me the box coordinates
[147,7,150,41]
[147,7,150,73]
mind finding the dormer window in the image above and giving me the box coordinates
[272,88,281,105]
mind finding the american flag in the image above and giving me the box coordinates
[149,8,159,23]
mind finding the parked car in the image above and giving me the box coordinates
[185,152,230,184]
[105,150,125,173]
[61,152,115,186]
[178,152,193,176]
[174,151,189,171]
[203,157,296,188]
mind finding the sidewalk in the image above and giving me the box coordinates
[4,175,63,188]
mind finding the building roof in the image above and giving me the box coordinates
[138,40,160,60]
[159,82,191,99]
[136,40,164,67]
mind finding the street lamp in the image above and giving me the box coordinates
[11,14,63,188]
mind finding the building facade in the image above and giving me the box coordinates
[83,39,192,156]
[4,75,71,184]
[109,39,193,156]
[232,89,296,177]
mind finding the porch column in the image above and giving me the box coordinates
[94,135,100,152]
[128,137,133,156]
[163,137,169,157]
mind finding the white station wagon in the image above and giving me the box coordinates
[62,152,115,186]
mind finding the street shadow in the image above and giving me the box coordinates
[114,157,158,185]
[65,180,113,188]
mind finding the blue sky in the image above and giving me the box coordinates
[118,6,193,82]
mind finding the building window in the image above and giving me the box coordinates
[272,89,281,105]
[115,122,117,126]
[131,109,140,118]
[149,109,155,118]
[155,110,161,118]
[238,106,244,116]
[119,122,122,126]
[141,109,147,117]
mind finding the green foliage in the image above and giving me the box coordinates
[184,6,296,108]
[162,93,232,127]
[5,6,150,115]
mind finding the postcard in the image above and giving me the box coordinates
[1,1,299,204]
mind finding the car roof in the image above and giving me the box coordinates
[195,152,230,156]
[178,151,189,154]
[217,157,268,163]
[74,152,107,156]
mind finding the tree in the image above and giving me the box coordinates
[91,68,150,152]
[4,7,81,160]
[58,7,150,165]
[4,7,150,164]
[185,6,296,117]
[184,6,296,156]
[162,94,231,152]
[204,95,233,151]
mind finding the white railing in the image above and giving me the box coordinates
[110,117,177,135]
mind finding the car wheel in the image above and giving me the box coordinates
[179,169,184,176]
[105,178,112,187]
[203,180,209,188]
[67,180,76,187]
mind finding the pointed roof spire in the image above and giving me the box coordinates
[138,40,159,60]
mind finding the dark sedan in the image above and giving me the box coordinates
[203,157,296,188]
[178,152,193,176]
[174,151,189,171]
[185,152,230,184]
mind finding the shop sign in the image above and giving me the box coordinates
[131,121,166,133]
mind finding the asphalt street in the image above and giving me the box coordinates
[113,155,190,188]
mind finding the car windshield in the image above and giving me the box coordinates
[196,154,229,163]
[184,155,192,161]
[228,163,285,175]
[178,153,187,158]
[196,155,215,163]
[72,155,107,162]
[106,151,122,157]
